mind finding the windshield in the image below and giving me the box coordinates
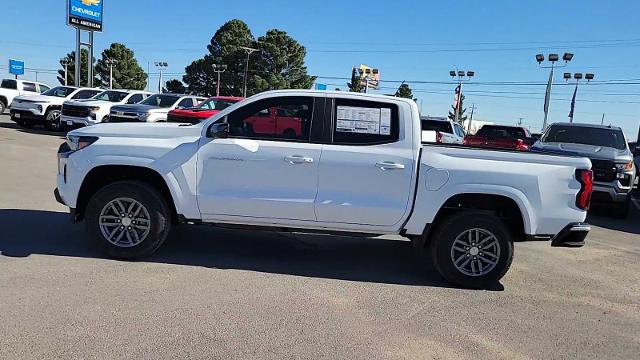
[140,94,180,108]
[542,125,627,150]
[42,86,75,98]
[421,120,453,133]
[477,126,528,139]
[92,90,129,102]
[198,98,240,111]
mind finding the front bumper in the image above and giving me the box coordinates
[551,222,590,248]
[61,115,98,128]
[9,109,45,123]
[592,183,632,203]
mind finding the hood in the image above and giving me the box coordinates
[14,94,64,103]
[168,108,218,118]
[64,99,111,107]
[69,122,203,139]
[534,142,632,162]
[110,104,164,113]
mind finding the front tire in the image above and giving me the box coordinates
[44,109,62,131]
[85,181,172,259]
[429,211,514,289]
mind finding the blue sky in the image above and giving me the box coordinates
[1,0,639,138]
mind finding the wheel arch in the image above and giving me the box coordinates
[75,165,179,223]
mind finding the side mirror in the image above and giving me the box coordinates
[208,122,229,139]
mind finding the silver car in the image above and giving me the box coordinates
[534,122,636,218]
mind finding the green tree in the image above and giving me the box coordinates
[395,83,416,100]
[448,93,467,123]
[251,29,316,94]
[165,79,186,94]
[57,49,98,86]
[347,67,364,92]
[94,43,147,90]
[184,19,255,96]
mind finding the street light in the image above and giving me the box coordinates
[61,57,71,86]
[104,58,118,89]
[212,63,227,97]
[449,69,475,125]
[239,46,259,98]
[536,52,573,131]
[564,71,595,123]
[154,61,168,93]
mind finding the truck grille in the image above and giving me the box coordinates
[62,104,90,118]
[109,115,141,123]
[590,159,616,182]
[167,114,200,124]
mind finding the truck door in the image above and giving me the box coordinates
[197,96,324,221]
[315,98,416,226]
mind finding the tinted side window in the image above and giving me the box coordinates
[226,96,314,142]
[23,82,37,92]
[1,79,18,90]
[38,84,50,93]
[332,99,399,145]
[72,90,101,99]
[127,94,144,104]
[178,98,194,108]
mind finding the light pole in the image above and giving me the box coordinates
[105,58,117,89]
[62,58,71,86]
[154,61,168,93]
[239,46,259,97]
[449,69,475,125]
[563,72,594,123]
[212,64,227,97]
[536,52,573,130]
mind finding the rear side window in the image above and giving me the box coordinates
[71,89,101,99]
[477,126,527,139]
[127,93,144,104]
[422,120,453,134]
[178,98,195,108]
[1,79,18,90]
[23,82,37,92]
[38,84,50,93]
[332,99,399,145]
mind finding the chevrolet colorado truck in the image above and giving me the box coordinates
[54,90,593,288]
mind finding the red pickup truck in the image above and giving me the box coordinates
[167,96,243,124]
[464,125,533,151]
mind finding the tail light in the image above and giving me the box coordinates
[436,131,443,143]
[575,169,593,210]
[516,139,530,151]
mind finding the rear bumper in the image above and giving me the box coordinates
[550,222,590,248]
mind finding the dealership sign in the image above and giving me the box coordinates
[67,0,103,31]
[9,59,25,76]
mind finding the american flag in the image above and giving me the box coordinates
[568,84,578,121]
[453,84,461,110]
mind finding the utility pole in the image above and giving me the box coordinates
[239,46,259,98]
[536,53,573,130]
[154,61,168,93]
[468,103,476,133]
[62,58,71,86]
[212,64,227,97]
[601,113,605,125]
[105,59,117,89]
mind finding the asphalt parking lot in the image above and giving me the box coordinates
[0,114,638,360]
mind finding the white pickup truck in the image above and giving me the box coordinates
[54,90,593,288]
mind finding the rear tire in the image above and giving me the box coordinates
[429,211,514,289]
[85,181,172,259]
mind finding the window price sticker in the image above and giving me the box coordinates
[336,106,390,135]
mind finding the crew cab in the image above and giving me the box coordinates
[167,96,243,124]
[109,93,205,123]
[420,116,465,144]
[61,89,152,129]
[10,86,102,130]
[55,90,592,289]
[0,78,50,114]
[464,125,533,151]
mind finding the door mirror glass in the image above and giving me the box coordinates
[208,122,229,139]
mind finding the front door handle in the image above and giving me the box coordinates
[285,155,314,164]
[375,161,405,170]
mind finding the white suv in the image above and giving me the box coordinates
[61,89,152,130]
[0,79,50,114]
[9,86,102,130]
[420,116,466,144]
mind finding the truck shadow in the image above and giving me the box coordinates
[0,121,66,137]
[586,205,640,235]
[0,209,479,289]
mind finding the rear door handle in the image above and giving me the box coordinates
[375,161,405,170]
[284,155,314,164]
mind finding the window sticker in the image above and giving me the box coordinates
[336,106,389,135]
